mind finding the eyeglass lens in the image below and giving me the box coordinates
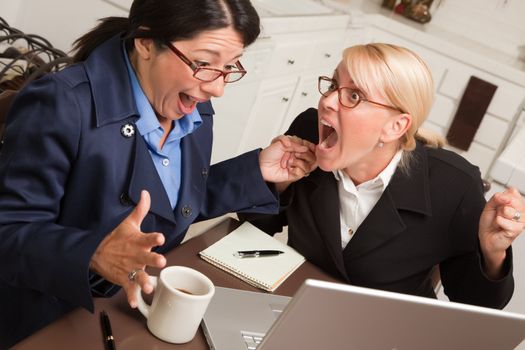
[318,77,360,108]
[195,69,245,83]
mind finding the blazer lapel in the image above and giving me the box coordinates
[128,132,175,223]
[344,190,406,258]
[345,143,432,259]
[308,171,349,280]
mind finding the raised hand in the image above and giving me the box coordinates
[259,135,317,188]
[89,190,167,307]
[479,187,525,279]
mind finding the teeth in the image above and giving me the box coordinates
[321,119,333,128]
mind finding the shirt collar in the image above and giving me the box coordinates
[122,44,202,136]
[334,150,403,193]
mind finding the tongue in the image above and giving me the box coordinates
[321,130,338,149]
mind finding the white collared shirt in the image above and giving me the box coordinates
[334,151,403,249]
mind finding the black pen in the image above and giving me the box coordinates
[100,310,116,350]
[235,250,284,258]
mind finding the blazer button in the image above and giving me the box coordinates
[120,192,132,206]
[201,168,208,179]
[181,205,192,218]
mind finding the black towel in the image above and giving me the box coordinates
[446,76,497,151]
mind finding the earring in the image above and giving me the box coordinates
[377,141,384,148]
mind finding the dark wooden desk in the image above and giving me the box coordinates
[13,218,338,350]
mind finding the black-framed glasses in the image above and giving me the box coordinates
[318,76,403,112]
[165,42,247,83]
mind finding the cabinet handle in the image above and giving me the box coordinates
[324,53,331,58]
[287,59,295,65]
[282,97,290,102]
[301,92,308,97]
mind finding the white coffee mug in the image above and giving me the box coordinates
[135,266,215,343]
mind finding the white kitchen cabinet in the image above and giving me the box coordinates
[238,77,297,153]
[210,39,274,163]
[279,74,320,134]
[212,19,350,162]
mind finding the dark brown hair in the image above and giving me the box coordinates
[71,0,260,62]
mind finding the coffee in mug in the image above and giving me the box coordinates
[135,266,215,343]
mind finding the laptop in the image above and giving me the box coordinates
[201,279,525,350]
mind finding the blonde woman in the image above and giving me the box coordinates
[245,43,525,308]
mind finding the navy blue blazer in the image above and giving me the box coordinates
[243,108,514,309]
[0,35,278,347]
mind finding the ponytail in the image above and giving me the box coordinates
[71,17,129,62]
[414,128,446,149]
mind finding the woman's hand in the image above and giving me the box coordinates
[259,135,317,190]
[89,190,167,308]
[479,187,525,279]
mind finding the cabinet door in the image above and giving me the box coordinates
[210,39,274,163]
[309,37,344,73]
[239,78,297,153]
[279,74,320,134]
[265,34,314,78]
[211,81,260,164]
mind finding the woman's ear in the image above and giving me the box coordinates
[133,38,154,60]
[381,113,412,143]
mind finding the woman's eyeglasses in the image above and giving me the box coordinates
[165,42,247,83]
[318,76,403,112]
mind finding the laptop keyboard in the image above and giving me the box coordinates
[241,331,265,349]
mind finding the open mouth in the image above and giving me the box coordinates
[319,119,338,150]
[178,92,198,114]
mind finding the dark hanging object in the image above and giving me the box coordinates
[0,16,71,92]
[446,76,498,151]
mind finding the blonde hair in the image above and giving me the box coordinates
[342,43,445,170]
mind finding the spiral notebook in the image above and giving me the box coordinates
[199,222,305,291]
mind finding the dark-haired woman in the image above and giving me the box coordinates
[0,0,315,346]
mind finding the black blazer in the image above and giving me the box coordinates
[244,108,514,309]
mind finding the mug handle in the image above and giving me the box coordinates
[136,276,158,319]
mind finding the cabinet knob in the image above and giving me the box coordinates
[301,92,308,97]
[324,53,331,58]
[282,97,290,102]
[287,59,295,65]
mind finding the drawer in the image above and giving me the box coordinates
[308,33,345,73]
[265,34,314,77]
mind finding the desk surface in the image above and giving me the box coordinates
[13,218,338,350]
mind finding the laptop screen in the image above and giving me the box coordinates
[203,280,525,350]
